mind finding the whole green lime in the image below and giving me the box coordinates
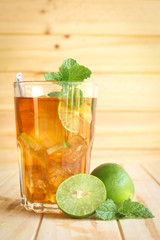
[91,163,135,206]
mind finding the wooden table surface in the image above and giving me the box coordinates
[0,149,160,240]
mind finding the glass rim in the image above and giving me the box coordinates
[14,80,98,86]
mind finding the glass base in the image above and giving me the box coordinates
[21,197,62,213]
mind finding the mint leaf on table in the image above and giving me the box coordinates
[96,198,154,220]
[96,199,124,220]
[119,199,154,218]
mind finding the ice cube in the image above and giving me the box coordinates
[63,135,88,164]
[32,86,44,97]
[61,137,88,175]
[25,166,46,202]
[46,160,71,189]
[48,151,63,163]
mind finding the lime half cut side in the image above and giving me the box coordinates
[56,174,107,218]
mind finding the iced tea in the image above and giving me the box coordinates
[14,96,97,207]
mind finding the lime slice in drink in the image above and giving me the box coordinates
[58,101,92,133]
[19,132,40,151]
[56,174,107,218]
[79,102,92,123]
[46,140,70,155]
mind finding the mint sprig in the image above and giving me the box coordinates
[44,58,92,82]
[96,199,124,220]
[119,199,154,218]
[96,199,154,221]
[44,58,91,109]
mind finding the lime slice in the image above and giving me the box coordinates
[56,174,107,218]
[58,101,92,133]
[47,140,70,155]
[79,102,92,123]
[19,132,40,151]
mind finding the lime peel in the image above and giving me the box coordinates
[47,140,70,155]
[91,163,135,206]
[19,132,40,151]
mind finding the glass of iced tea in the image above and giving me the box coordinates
[14,80,98,213]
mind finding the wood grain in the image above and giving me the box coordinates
[1,73,160,111]
[1,148,160,165]
[2,111,160,135]
[0,149,159,239]
[1,133,160,150]
[0,149,18,186]
[141,161,160,185]
[1,110,160,150]
[119,164,160,240]
[91,149,160,170]
[37,215,121,240]
[0,0,160,35]
[92,154,160,239]
[0,0,159,239]
[0,168,16,187]
[0,35,160,73]
[0,174,42,240]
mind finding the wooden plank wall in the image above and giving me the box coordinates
[0,0,160,157]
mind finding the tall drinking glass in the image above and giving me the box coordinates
[14,81,98,213]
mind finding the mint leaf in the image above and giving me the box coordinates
[95,198,154,221]
[59,65,69,81]
[44,72,61,81]
[68,65,91,82]
[119,199,154,218]
[45,58,92,83]
[96,199,124,220]
[61,58,78,69]
[48,91,62,97]
[59,60,91,82]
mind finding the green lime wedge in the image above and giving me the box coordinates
[56,174,107,218]
[58,101,92,133]
[46,140,70,155]
[19,132,40,151]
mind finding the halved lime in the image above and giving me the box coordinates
[56,174,107,218]
[58,101,92,133]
